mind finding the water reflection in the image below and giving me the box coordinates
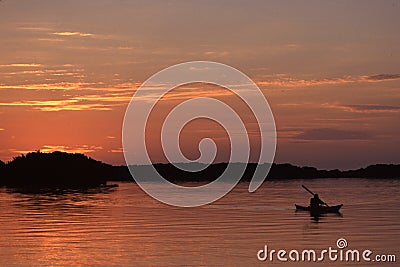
[310,212,343,223]
[6,184,119,211]
[0,179,398,266]
[294,209,343,223]
[6,183,119,195]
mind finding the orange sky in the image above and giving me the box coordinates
[0,1,399,169]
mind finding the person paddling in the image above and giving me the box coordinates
[310,194,325,209]
[296,185,343,214]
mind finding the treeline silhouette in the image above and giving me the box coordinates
[117,162,400,183]
[0,151,399,188]
[0,151,111,187]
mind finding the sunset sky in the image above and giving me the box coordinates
[0,0,399,169]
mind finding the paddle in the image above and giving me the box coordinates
[301,185,330,207]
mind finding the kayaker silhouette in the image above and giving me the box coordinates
[310,194,325,209]
[296,185,343,218]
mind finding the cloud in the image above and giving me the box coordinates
[257,73,400,88]
[0,81,106,91]
[11,145,103,155]
[37,103,113,112]
[17,24,113,41]
[40,145,103,153]
[17,26,52,32]
[0,88,134,111]
[0,81,251,111]
[295,128,371,141]
[0,82,240,111]
[362,74,400,81]
[0,98,113,111]
[51,31,94,37]
[0,63,42,67]
[37,38,65,42]
[3,69,83,77]
[116,46,135,51]
[203,51,229,57]
[342,104,400,113]
[257,75,357,87]
[324,103,400,113]
[109,148,124,153]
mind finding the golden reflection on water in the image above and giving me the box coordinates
[0,179,399,266]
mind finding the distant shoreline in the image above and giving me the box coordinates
[0,151,399,187]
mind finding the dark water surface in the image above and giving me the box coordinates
[0,178,399,266]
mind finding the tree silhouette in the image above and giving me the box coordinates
[1,151,112,187]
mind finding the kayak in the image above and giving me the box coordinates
[295,204,343,214]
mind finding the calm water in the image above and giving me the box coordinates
[0,178,399,266]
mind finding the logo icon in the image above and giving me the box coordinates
[336,238,348,249]
[123,61,276,207]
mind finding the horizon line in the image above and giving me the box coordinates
[2,150,399,172]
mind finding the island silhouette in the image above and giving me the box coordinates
[0,151,110,187]
[0,151,399,188]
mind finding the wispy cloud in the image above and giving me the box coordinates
[3,69,83,77]
[258,75,357,87]
[37,38,65,42]
[0,63,42,67]
[17,25,98,39]
[362,74,400,81]
[11,145,103,155]
[0,98,114,111]
[203,51,229,57]
[342,104,400,113]
[109,148,124,153]
[324,103,400,113]
[257,73,400,88]
[51,31,94,37]
[0,81,106,91]
[37,103,112,112]
[0,89,133,111]
[116,46,135,51]
[17,26,52,32]
[156,87,236,102]
[295,128,371,141]
[73,92,133,104]
[39,145,103,153]
[0,81,257,110]
[0,82,239,111]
